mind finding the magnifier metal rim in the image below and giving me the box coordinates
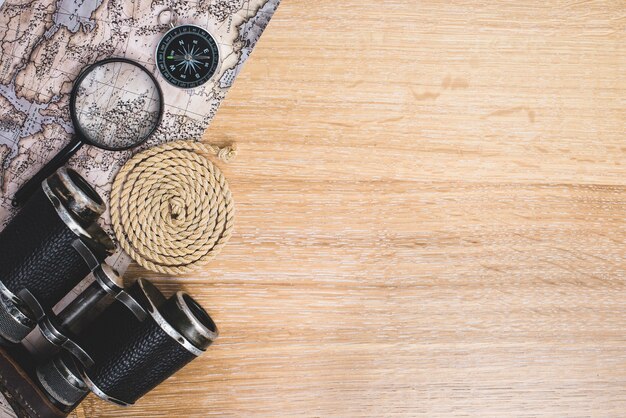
[69,57,164,152]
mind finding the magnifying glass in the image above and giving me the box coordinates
[13,58,164,207]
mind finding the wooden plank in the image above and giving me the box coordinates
[76,1,626,416]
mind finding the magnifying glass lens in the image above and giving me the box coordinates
[12,58,163,207]
[74,61,162,150]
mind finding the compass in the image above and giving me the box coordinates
[156,24,220,89]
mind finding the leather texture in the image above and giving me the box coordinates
[0,189,91,310]
[79,301,196,404]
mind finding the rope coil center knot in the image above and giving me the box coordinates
[111,140,236,274]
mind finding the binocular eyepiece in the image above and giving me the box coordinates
[39,278,217,406]
[0,168,217,410]
[0,167,114,343]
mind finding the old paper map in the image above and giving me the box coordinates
[0,0,279,270]
[0,392,14,418]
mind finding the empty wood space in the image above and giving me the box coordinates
[77,1,626,416]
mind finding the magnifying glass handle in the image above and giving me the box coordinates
[12,139,84,207]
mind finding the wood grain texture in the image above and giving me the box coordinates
[75,1,626,416]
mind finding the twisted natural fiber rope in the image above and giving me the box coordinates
[110,140,237,274]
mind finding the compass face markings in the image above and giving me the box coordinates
[156,25,219,89]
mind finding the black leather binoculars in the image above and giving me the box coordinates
[0,168,217,416]
[39,278,217,407]
[0,167,114,343]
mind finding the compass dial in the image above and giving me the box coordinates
[156,25,220,89]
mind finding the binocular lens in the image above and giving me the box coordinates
[0,168,114,343]
[44,167,105,225]
[77,279,217,406]
[37,352,88,406]
[0,167,219,411]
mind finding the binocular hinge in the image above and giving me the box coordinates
[19,289,95,369]
[115,291,148,322]
[71,239,101,271]
[17,288,46,321]
[38,317,94,369]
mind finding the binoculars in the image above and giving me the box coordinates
[0,168,217,414]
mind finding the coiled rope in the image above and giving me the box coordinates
[110,140,237,274]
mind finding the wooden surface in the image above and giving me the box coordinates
[76,1,626,416]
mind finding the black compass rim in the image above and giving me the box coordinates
[155,24,220,90]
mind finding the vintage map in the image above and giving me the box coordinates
[0,0,279,269]
[0,1,279,416]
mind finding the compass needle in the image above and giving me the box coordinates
[156,23,220,88]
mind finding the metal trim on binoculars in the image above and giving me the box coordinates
[36,352,88,407]
[75,278,218,406]
[0,167,219,413]
[136,279,209,357]
[0,168,114,343]
[0,282,36,343]
[42,179,115,258]
[43,166,106,224]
